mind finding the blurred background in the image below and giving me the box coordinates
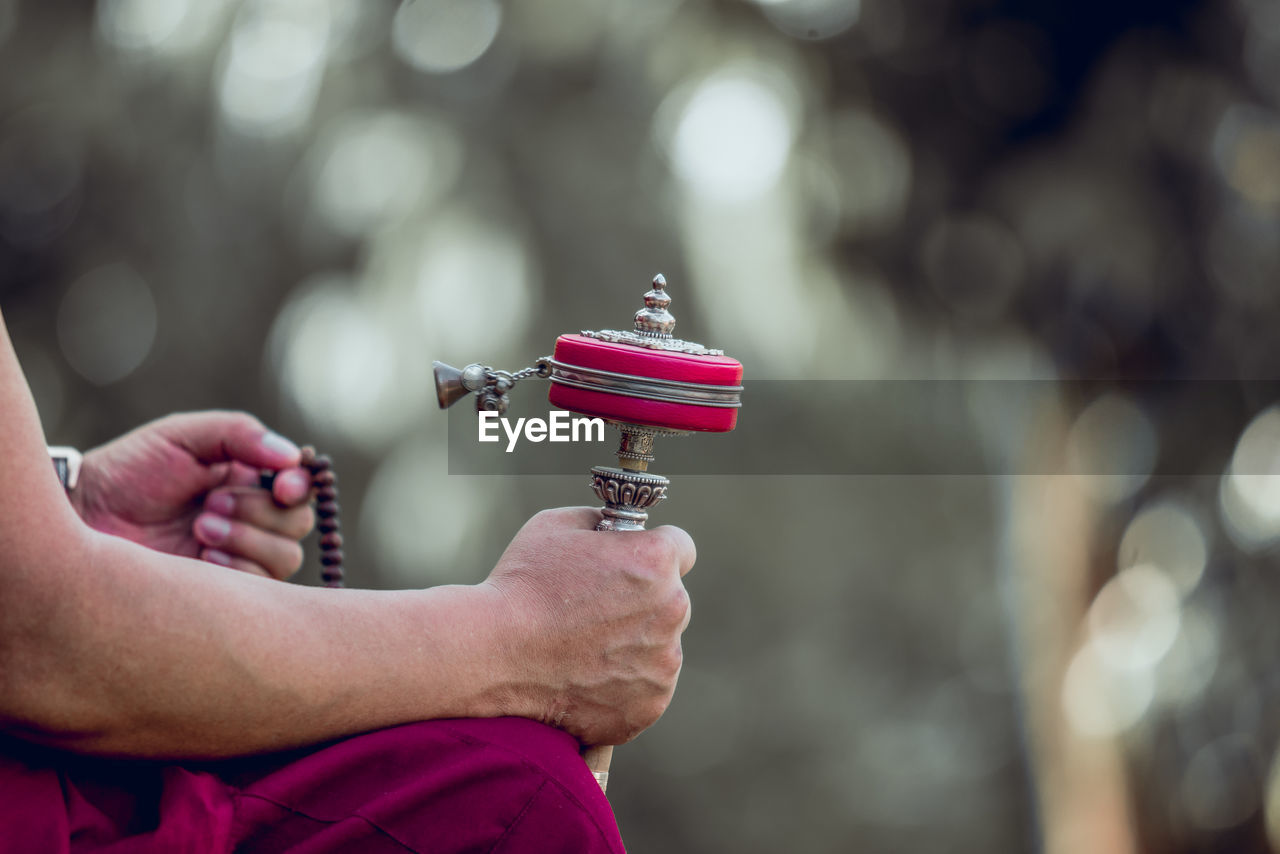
[3,0,1280,851]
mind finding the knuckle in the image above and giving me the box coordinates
[666,641,684,673]
[652,645,683,686]
[663,584,691,626]
[635,696,670,734]
[654,525,695,567]
[281,542,305,576]
[648,531,679,569]
[291,506,316,539]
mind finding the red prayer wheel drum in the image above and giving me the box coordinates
[548,334,742,433]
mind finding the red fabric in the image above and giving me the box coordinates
[550,334,742,432]
[0,718,625,854]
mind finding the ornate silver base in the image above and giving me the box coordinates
[590,466,669,531]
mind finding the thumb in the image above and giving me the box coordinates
[157,411,302,471]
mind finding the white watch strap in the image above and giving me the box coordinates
[47,446,83,491]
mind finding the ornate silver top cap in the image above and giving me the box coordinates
[633,274,676,338]
[580,273,724,356]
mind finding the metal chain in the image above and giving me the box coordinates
[474,358,552,415]
[499,357,553,383]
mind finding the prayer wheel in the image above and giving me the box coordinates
[432,274,743,791]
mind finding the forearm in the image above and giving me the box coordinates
[0,310,519,758]
[0,528,517,759]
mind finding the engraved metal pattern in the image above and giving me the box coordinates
[579,328,724,356]
[549,360,742,407]
[580,273,725,354]
[590,466,670,531]
[616,429,656,464]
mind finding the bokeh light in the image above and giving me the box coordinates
[410,212,535,355]
[217,0,331,137]
[754,0,862,42]
[921,213,1026,320]
[358,437,487,587]
[1180,735,1263,831]
[55,264,157,386]
[1063,642,1155,739]
[0,109,83,248]
[1213,104,1280,209]
[96,0,232,57]
[1117,498,1208,596]
[1086,564,1181,672]
[1220,405,1280,548]
[309,110,462,239]
[827,108,912,236]
[391,0,501,75]
[268,274,428,450]
[663,69,799,203]
[1154,604,1218,706]
[1065,393,1157,503]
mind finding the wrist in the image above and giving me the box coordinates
[468,580,563,726]
[448,581,541,721]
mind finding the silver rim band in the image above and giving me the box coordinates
[549,360,742,408]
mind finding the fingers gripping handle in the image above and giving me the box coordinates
[582,487,661,794]
[583,430,672,790]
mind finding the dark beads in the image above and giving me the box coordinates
[300,445,344,588]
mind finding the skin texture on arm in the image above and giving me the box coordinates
[0,310,694,759]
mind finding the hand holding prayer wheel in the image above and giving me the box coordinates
[434,275,743,792]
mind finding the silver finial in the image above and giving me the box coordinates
[633,274,676,339]
[577,273,724,355]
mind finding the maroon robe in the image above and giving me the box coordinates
[0,717,625,852]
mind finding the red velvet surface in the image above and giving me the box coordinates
[553,334,743,385]
[549,384,739,432]
[549,334,742,432]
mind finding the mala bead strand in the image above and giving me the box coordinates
[300,446,344,588]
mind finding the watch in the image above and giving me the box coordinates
[48,446,83,491]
